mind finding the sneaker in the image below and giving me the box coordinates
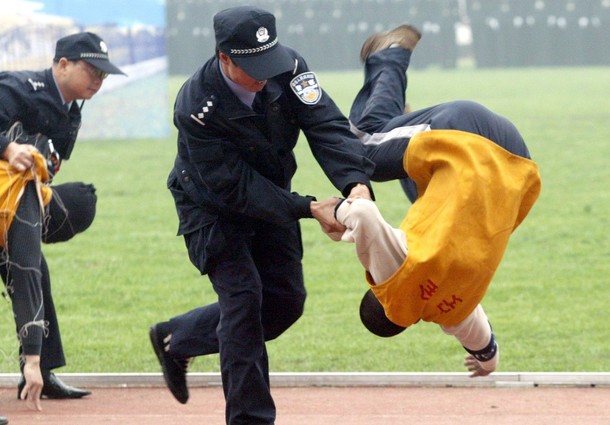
[360,24,422,63]
[149,323,190,404]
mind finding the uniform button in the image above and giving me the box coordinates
[271,104,280,113]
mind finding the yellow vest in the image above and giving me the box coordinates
[0,152,53,248]
[369,130,541,327]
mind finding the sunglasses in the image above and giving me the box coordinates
[78,61,109,80]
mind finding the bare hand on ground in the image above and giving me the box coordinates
[22,356,43,411]
[464,354,493,378]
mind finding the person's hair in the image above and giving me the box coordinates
[359,289,407,337]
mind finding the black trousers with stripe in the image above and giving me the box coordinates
[350,48,531,202]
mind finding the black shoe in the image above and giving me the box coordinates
[0,415,7,425]
[17,371,92,400]
[149,323,190,404]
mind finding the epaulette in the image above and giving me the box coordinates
[189,95,216,127]
[25,77,47,92]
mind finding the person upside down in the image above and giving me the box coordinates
[313,24,541,377]
[319,127,541,376]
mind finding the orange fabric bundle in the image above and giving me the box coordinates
[0,152,53,248]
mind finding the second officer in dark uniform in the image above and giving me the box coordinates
[0,32,125,411]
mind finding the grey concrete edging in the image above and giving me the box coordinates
[1,372,608,389]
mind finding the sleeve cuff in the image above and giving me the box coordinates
[0,133,10,158]
[294,194,317,218]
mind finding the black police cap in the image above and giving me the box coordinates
[54,32,126,76]
[214,6,295,81]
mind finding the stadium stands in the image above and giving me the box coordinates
[166,0,610,73]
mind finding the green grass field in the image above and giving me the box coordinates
[1,66,608,374]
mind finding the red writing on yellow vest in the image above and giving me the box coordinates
[437,295,464,314]
[420,279,438,300]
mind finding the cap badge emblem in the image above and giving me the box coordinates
[256,27,270,43]
[99,41,108,53]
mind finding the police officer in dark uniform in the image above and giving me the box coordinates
[149,6,374,425]
[0,32,125,413]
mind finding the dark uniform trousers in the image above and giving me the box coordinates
[350,48,531,202]
[0,181,96,370]
[167,216,306,424]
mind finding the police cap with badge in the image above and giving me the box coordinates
[214,6,295,81]
[54,32,126,76]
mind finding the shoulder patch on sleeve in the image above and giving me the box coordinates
[290,72,322,105]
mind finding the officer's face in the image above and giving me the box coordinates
[219,52,266,93]
[54,58,104,101]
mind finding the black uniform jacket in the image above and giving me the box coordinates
[169,48,375,238]
[0,68,81,160]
